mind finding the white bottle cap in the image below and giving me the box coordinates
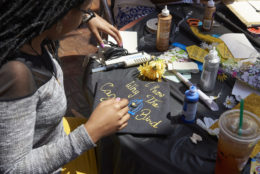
[209,47,220,62]
[207,0,215,7]
[162,5,170,16]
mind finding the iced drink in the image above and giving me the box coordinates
[215,109,260,174]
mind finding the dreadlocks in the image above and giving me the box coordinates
[0,0,88,65]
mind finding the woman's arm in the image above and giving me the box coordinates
[0,62,95,173]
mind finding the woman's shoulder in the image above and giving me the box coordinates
[0,60,37,101]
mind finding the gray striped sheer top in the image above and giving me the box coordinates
[0,49,95,173]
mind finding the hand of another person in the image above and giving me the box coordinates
[88,13,123,47]
[84,98,130,143]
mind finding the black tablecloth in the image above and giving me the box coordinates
[83,3,254,174]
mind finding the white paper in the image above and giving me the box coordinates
[219,33,258,59]
[228,1,260,23]
[232,80,260,100]
[248,1,260,11]
[108,31,138,53]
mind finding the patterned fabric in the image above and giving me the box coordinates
[0,53,96,173]
[115,6,156,28]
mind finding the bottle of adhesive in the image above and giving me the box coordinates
[202,0,216,31]
[182,85,199,123]
[200,47,220,92]
[156,5,172,52]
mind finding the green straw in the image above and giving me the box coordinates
[238,99,244,136]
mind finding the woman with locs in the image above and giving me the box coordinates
[0,0,130,173]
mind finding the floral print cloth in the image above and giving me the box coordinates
[222,59,260,90]
[115,6,156,28]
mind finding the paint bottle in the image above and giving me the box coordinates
[200,46,220,92]
[202,0,216,31]
[156,5,172,52]
[182,85,199,123]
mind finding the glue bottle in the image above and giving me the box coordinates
[156,5,172,52]
[200,47,220,92]
[182,85,199,123]
[202,0,216,31]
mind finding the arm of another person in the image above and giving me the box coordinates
[87,13,123,47]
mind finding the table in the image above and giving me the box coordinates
[83,3,255,174]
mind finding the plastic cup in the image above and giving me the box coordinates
[215,109,260,174]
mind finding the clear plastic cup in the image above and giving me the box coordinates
[215,109,260,174]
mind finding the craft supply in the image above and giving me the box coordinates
[196,117,219,136]
[92,62,125,73]
[146,18,158,34]
[202,0,216,31]
[92,52,152,73]
[219,33,258,59]
[200,47,220,92]
[168,62,199,73]
[182,85,199,123]
[187,18,201,27]
[158,47,189,62]
[190,26,223,44]
[186,45,208,63]
[190,133,203,144]
[172,70,219,111]
[247,26,260,36]
[172,42,187,51]
[138,59,166,81]
[156,5,172,51]
[105,52,151,65]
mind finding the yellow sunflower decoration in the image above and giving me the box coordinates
[217,70,228,82]
[138,59,166,81]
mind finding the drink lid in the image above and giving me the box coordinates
[219,110,260,143]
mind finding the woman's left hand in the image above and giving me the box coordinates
[88,13,122,47]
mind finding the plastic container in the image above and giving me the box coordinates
[156,5,172,51]
[182,85,199,123]
[202,0,216,31]
[200,47,220,92]
[215,109,260,174]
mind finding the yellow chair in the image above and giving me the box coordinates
[62,117,98,174]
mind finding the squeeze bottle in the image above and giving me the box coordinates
[202,0,216,31]
[156,5,172,51]
[182,85,199,123]
[200,47,220,92]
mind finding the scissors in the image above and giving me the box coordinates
[187,18,202,27]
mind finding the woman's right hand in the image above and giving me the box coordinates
[84,98,130,143]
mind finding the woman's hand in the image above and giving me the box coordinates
[87,13,123,47]
[84,98,130,143]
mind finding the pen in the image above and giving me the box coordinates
[172,70,219,111]
[91,62,125,73]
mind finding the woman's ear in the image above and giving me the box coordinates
[56,22,63,34]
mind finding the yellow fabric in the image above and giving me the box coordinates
[62,117,98,174]
[190,26,223,44]
[210,93,260,158]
